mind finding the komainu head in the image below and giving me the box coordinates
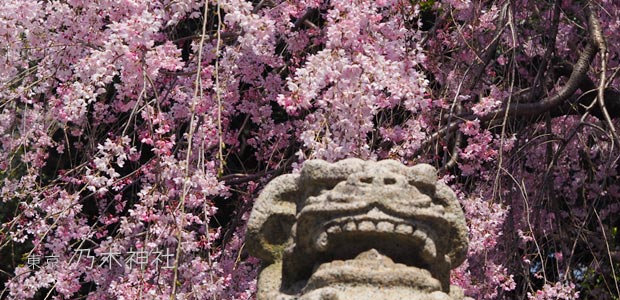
[246,159,469,300]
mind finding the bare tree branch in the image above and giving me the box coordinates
[490,43,597,118]
[418,37,599,158]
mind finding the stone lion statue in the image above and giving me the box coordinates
[246,159,469,300]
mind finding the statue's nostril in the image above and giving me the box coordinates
[383,178,397,185]
[360,177,373,184]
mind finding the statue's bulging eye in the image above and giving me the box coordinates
[360,177,373,184]
[408,180,435,196]
[384,178,396,185]
[432,196,449,207]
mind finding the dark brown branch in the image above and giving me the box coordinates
[417,42,599,157]
[586,4,620,143]
[531,0,561,99]
[293,8,319,30]
[465,3,509,92]
[438,3,509,167]
[490,42,598,118]
[550,64,620,119]
[439,1,601,132]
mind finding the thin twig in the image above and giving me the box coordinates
[170,0,210,298]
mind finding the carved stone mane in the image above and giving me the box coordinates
[246,159,469,300]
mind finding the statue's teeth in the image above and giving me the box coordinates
[395,224,414,234]
[326,219,425,241]
[327,225,342,234]
[344,221,357,231]
[358,220,376,231]
[423,240,437,259]
[315,232,329,252]
[376,221,395,232]
[413,230,437,259]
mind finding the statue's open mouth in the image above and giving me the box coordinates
[310,207,439,273]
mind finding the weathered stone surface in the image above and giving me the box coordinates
[246,158,469,300]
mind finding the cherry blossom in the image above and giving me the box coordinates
[1,0,619,299]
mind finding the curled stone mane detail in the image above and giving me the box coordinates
[246,158,469,300]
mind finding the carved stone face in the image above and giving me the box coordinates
[246,159,468,300]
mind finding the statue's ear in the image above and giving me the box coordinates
[406,163,438,194]
[246,174,300,264]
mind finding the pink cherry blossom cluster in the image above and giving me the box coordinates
[527,282,580,300]
[1,0,619,299]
